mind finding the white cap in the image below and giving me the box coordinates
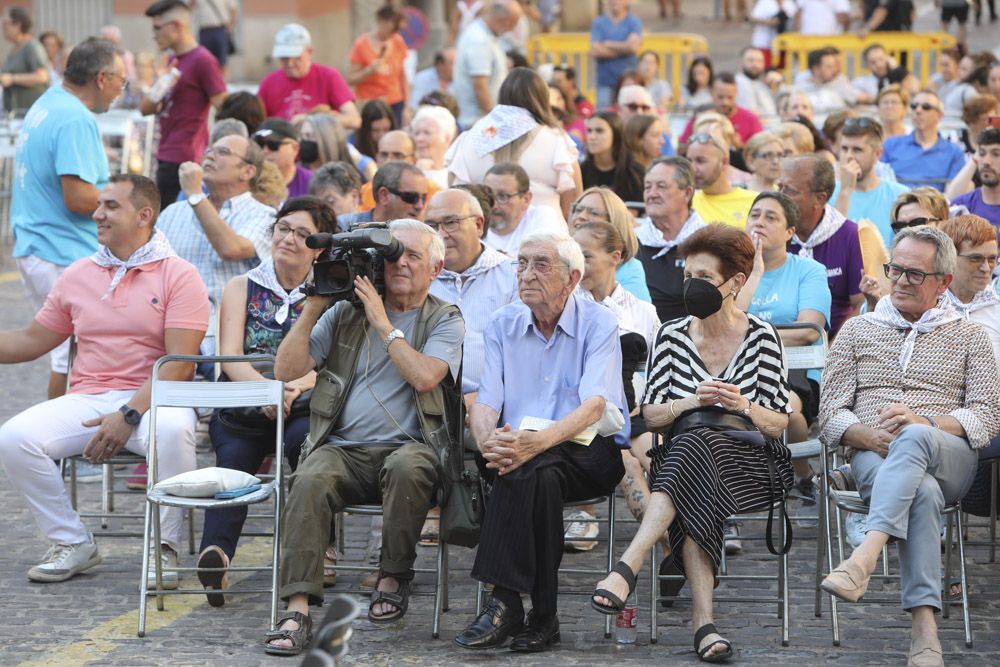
[272,23,311,59]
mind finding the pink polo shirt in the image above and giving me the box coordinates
[36,256,210,395]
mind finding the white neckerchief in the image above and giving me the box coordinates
[943,286,1000,316]
[469,105,539,157]
[246,259,307,325]
[635,210,707,259]
[437,243,513,281]
[863,295,962,372]
[89,229,175,300]
[790,205,846,259]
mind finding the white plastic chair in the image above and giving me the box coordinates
[138,354,285,637]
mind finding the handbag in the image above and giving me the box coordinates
[217,371,312,436]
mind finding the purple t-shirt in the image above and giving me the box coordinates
[952,189,1000,229]
[157,46,227,164]
[788,220,863,337]
[288,164,313,199]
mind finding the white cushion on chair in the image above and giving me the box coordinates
[152,467,260,497]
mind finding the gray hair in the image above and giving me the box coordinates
[520,231,586,277]
[411,104,458,145]
[63,37,120,86]
[373,161,424,196]
[783,154,836,201]
[388,218,446,268]
[891,225,957,275]
[648,156,694,191]
[210,118,248,144]
[310,161,362,196]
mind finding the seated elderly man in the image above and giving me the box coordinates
[454,231,628,653]
[0,175,209,585]
[819,226,1000,667]
[264,219,464,656]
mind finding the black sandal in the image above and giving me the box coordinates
[694,623,733,663]
[367,571,411,623]
[591,560,637,615]
[264,611,313,656]
[658,555,686,609]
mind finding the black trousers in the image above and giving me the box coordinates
[156,160,181,208]
[472,435,625,615]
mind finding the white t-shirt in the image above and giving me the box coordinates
[796,0,850,34]
[751,0,798,48]
[485,205,567,256]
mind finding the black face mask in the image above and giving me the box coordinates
[682,277,726,319]
[298,140,319,165]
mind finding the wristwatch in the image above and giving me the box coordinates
[384,328,405,351]
[740,399,752,418]
[119,404,142,427]
[188,192,207,207]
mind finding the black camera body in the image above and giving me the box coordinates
[305,224,404,306]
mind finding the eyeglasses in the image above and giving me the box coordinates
[255,137,293,151]
[516,258,568,275]
[883,262,943,286]
[890,217,940,233]
[377,150,414,161]
[910,102,941,112]
[152,20,177,32]
[625,102,652,113]
[493,190,528,204]
[204,144,251,163]
[387,187,427,206]
[569,203,610,221]
[425,214,477,233]
[958,253,1000,267]
[272,221,314,242]
[843,116,884,139]
[688,132,726,153]
[101,70,128,89]
[753,151,783,161]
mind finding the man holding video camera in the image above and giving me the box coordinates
[265,219,464,656]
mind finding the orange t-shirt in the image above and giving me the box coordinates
[360,177,441,211]
[349,33,407,105]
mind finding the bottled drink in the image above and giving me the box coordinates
[615,588,638,644]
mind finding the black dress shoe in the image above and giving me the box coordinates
[509,610,560,653]
[454,597,524,649]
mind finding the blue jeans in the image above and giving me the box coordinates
[199,411,311,559]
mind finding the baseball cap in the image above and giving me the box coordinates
[272,23,311,59]
[255,118,298,143]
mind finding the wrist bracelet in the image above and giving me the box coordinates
[668,399,678,419]
[924,415,939,429]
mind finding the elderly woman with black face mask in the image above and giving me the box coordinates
[590,223,793,662]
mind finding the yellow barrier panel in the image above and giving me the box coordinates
[771,32,957,88]
[526,33,709,107]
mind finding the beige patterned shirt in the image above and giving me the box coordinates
[819,316,1000,453]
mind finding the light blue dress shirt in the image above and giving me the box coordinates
[477,292,630,447]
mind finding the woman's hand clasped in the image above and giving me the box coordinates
[695,380,747,412]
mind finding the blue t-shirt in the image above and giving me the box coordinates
[880,132,966,191]
[11,86,110,265]
[831,179,910,246]
[615,256,652,302]
[590,14,643,89]
[749,253,831,382]
[952,188,1000,229]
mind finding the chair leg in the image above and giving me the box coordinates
[605,495,615,640]
[990,461,998,564]
[943,515,954,620]
[649,546,658,644]
[830,504,844,646]
[69,459,78,510]
[137,500,153,637]
[956,511,972,648]
[432,537,444,639]
[780,516,789,646]
[153,508,165,611]
[101,464,111,529]
[270,484,282,633]
[814,483,827,617]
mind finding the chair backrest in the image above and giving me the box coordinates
[774,322,828,373]
[151,355,284,410]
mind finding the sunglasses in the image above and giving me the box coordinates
[387,187,427,205]
[625,102,652,112]
[910,102,941,112]
[254,137,292,151]
[843,116,884,138]
[890,217,939,233]
[688,132,726,153]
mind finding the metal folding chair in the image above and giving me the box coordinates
[138,354,285,637]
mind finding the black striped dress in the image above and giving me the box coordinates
[641,314,794,575]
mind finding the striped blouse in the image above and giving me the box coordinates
[642,314,792,415]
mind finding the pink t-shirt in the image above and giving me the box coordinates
[36,256,210,395]
[257,63,355,120]
[678,106,765,146]
[157,45,227,164]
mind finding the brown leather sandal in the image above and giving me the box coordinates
[264,611,313,656]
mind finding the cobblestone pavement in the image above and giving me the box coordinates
[2,4,1000,666]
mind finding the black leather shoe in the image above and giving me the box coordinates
[454,597,524,649]
[509,610,560,653]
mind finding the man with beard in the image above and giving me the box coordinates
[482,164,565,256]
[688,131,758,228]
[951,128,1000,227]
[735,47,776,117]
[678,72,764,148]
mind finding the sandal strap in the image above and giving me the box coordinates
[694,622,719,649]
[592,588,625,610]
[370,589,405,607]
[611,560,637,590]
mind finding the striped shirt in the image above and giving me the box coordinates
[642,314,792,415]
[819,315,1000,452]
[158,191,275,306]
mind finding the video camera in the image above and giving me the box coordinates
[304,223,404,306]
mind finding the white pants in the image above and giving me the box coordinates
[16,255,71,373]
[0,390,197,551]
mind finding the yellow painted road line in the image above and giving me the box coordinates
[18,535,274,667]
[0,270,20,283]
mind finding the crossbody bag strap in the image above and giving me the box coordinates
[763,453,793,556]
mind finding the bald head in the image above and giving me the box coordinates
[377,130,417,165]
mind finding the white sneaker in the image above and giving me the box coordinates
[724,521,742,555]
[845,512,868,548]
[146,544,179,590]
[563,510,599,552]
[28,537,101,582]
[70,460,104,484]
